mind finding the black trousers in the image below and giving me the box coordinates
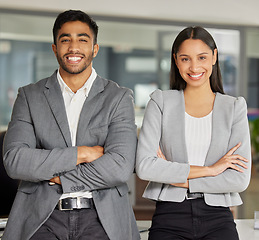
[30,208,110,240]
[149,198,239,240]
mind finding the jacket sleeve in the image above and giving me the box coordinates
[3,87,78,182]
[136,90,190,184]
[60,89,137,192]
[189,97,251,194]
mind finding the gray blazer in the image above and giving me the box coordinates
[3,71,140,240]
[136,89,251,207]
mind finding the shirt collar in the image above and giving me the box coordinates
[57,68,97,97]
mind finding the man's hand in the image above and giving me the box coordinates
[48,146,104,185]
[49,176,61,185]
[77,146,104,165]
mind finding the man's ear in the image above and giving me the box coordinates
[52,44,57,57]
[93,44,99,58]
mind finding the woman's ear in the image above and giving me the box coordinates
[173,53,178,67]
[213,48,217,65]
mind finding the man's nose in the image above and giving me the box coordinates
[68,40,80,52]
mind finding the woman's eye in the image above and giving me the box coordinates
[181,58,189,62]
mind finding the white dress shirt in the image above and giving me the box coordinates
[57,68,97,199]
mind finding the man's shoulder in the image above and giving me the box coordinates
[22,72,57,92]
[97,75,133,95]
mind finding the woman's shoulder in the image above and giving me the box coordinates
[149,89,183,110]
[216,93,247,118]
[216,92,247,107]
[150,89,182,100]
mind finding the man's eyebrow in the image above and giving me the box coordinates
[58,33,91,39]
[58,33,71,40]
[78,33,91,38]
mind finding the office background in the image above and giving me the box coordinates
[0,0,259,219]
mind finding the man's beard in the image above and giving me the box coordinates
[57,51,94,75]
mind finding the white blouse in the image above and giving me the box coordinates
[185,111,212,166]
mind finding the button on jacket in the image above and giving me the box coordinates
[3,71,140,240]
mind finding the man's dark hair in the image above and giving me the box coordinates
[52,10,99,45]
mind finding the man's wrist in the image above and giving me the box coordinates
[77,146,88,165]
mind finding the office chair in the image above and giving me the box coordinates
[0,131,19,217]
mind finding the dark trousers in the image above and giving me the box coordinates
[30,208,110,240]
[149,198,239,240]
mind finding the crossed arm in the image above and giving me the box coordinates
[4,87,137,192]
[136,92,251,194]
[50,145,104,184]
[157,143,248,189]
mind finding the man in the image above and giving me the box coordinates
[3,10,140,240]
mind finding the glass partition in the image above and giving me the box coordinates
[0,12,241,129]
[2,11,257,220]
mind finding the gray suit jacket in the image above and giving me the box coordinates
[136,89,251,207]
[3,71,140,240]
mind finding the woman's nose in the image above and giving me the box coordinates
[189,60,200,72]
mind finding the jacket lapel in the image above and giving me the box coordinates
[204,93,230,166]
[164,90,188,164]
[76,76,106,145]
[174,90,188,163]
[43,72,72,147]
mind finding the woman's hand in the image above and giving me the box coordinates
[157,147,166,160]
[208,142,248,176]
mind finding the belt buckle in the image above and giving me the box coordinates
[186,193,195,200]
[76,197,81,209]
[58,199,73,211]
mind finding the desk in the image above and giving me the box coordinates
[235,219,259,240]
[137,219,259,240]
[0,218,7,239]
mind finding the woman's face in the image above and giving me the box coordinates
[174,39,217,90]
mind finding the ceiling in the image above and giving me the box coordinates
[0,0,259,27]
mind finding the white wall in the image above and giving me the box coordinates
[0,0,259,27]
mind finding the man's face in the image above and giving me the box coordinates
[52,21,99,77]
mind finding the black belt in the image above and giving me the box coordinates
[56,197,94,211]
[186,192,204,200]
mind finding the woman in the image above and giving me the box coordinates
[136,26,251,240]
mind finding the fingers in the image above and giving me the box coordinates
[231,159,248,169]
[157,147,162,156]
[93,145,104,153]
[229,162,246,173]
[157,147,166,160]
[227,154,249,162]
[227,142,241,155]
[225,155,249,172]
